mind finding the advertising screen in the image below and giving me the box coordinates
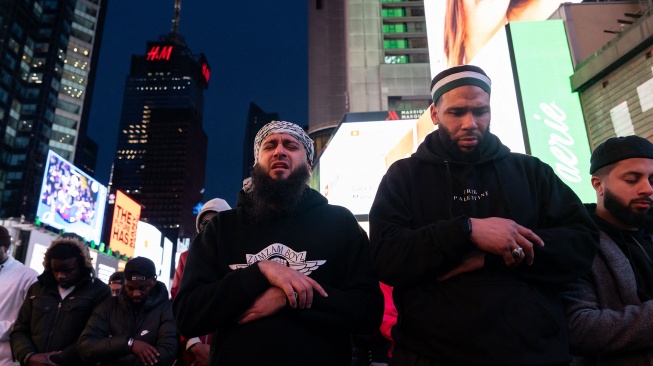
[317,111,431,222]
[134,221,163,277]
[108,190,141,258]
[509,21,593,201]
[423,0,582,72]
[36,150,107,244]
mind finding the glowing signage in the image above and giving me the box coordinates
[109,190,141,258]
[147,45,173,61]
[36,150,107,244]
[317,113,430,218]
[201,62,210,83]
[510,21,593,201]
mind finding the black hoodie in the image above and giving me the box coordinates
[369,130,598,365]
[173,187,383,366]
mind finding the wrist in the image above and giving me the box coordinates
[24,352,34,365]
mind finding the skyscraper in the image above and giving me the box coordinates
[109,11,210,242]
[242,102,279,180]
[308,0,431,149]
[0,0,107,219]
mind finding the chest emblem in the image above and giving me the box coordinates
[229,243,326,275]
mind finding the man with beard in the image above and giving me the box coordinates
[173,121,383,366]
[561,135,653,366]
[369,65,598,366]
[78,257,178,366]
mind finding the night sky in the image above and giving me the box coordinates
[87,1,309,208]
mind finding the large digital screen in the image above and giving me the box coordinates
[134,221,163,277]
[510,21,593,201]
[317,111,432,222]
[108,190,141,258]
[424,0,582,72]
[36,150,107,244]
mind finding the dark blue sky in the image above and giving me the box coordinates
[88,1,308,207]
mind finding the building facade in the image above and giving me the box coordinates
[0,0,106,219]
[307,0,431,155]
[110,32,210,242]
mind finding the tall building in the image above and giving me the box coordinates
[0,0,107,219]
[109,18,210,242]
[242,102,279,180]
[307,0,431,152]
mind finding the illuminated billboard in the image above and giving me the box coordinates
[424,0,582,72]
[134,221,163,277]
[509,21,593,201]
[108,190,141,258]
[36,150,108,244]
[316,111,431,225]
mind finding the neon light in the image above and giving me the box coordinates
[201,63,210,83]
[146,45,174,61]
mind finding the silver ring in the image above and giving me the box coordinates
[512,248,523,259]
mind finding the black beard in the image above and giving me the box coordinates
[437,125,488,163]
[248,163,311,222]
[604,188,653,230]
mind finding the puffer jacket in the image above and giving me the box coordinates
[77,281,177,366]
[10,274,110,365]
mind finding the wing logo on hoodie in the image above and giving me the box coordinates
[229,243,326,275]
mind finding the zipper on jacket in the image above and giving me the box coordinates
[45,301,62,351]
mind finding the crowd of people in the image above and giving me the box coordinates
[1,65,652,366]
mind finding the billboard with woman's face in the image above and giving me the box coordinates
[425,0,581,72]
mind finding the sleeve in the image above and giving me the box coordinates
[77,299,130,363]
[9,284,38,365]
[173,211,271,338]
[0,270,38,342]
[512,164,599,284]
[170,251,187,300]
[560,275,653,356]
[153,301,179,365]
[294,220,384,334]
[369,163,475,286]
[379,282,397,342]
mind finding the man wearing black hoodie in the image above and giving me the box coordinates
[173,121,383,366]
[369,65,598,366]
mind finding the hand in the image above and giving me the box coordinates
[189,343,210,366]
[27,352,60,366]
[258,260,328,309]
[239,287,287,324]
[437,250,485,281]
[131,339,160,365]
[469,217,545,267]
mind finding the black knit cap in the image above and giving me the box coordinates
[124,256,156,280]
[590,135,653,174]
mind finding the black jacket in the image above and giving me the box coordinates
[77,281,177,366]
[173,187,383,366]
[10,274,110,365]
[369,130,599,365]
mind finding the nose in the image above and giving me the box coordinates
[56,272,66,280]
[461,112,478,131]
[639,180,653,197]
[273,144,286,157]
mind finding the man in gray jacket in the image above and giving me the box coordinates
[562,135,653,365]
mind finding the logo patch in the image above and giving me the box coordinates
[229,243,326,275]
[140,330,149,336]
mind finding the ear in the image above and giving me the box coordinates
[591,175,604,197]
[430,103,439,127]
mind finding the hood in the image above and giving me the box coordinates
[413,129,510,165]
